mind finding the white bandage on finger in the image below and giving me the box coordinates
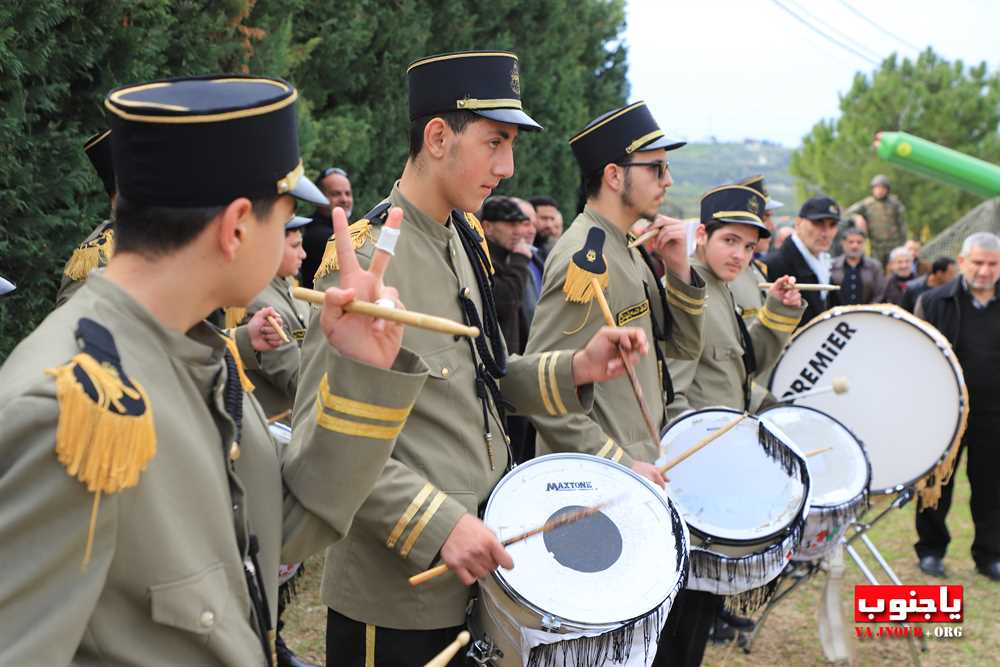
[375,226,401,255]
[375,297,397,310]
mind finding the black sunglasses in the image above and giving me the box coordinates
[616,160,670,180]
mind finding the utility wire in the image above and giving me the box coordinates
[785,0,884,63]
[769,0,881,67]
[836,0,923,53]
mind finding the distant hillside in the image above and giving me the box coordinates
[661,139,798,219]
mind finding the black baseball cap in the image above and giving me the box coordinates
[481,196,529,223]
[799,196,841,222]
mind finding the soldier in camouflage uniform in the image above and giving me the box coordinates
[845,174,907,264]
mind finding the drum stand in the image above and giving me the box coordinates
[742,488,928,665]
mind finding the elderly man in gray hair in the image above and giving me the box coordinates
[878,245,915,305]
[914,231,1000,581]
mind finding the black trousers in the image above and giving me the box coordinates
[915,413,1000,567]
[326,608,466,667]
[652,589,724,667]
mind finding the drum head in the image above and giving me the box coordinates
[769,306,966,493]
[759,405,870,508]
[483,453,685,629]
[657,409,808,544]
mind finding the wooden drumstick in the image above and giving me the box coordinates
[657,413,746,474]
[266,315,290,344]
[758,282,841,292]
[589,276,661,454]
[424,631,471,667]
[292,286,480,338]
[627,228,658,249]
[266,409,291,424]
[804,446,833,457]
[785,377,849,402]
[408,502,610,587]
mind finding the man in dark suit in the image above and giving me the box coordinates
[765,195,840,327]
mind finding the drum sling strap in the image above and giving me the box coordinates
[734,309,757,412]
[221,350,275,667]
[636,247,675,406]
[452,211,515,473]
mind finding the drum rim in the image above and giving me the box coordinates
[661,407,811,547]
[484,452,686,631]
[767,304,968,495]
[758,403,872,509]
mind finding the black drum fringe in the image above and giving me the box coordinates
[525,502,689,667]
[278,563,304,608]
[690,512,806,615]
[756,421,807,484]
[812,490,870,533]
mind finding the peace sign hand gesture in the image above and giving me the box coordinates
[319,206,406,369]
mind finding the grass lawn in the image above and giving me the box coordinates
[283,465,996,666]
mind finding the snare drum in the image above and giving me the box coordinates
[655,408,810,608]
[269,422,302,586]
[758,405,871,561]
[469,453,688,667]
[768,305,968,504]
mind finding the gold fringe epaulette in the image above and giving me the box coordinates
[221,330,255,392]
[314,218,374,282]
[753,259,768,278]
[563,261,608,303]
[44,318,155,568]
[464,212,494,275]
[64,227,114,281]
[224,306,248,329]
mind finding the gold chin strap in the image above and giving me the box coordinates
[626,130,665,154]
[276,161,304,194]
[456,97,522,110]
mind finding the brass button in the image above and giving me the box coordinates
[461,287,471,298]
[200,610,215,628]
[441,367,450,378]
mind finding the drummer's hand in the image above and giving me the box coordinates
[632,461,667,489]
[320,206,405,369]
[649,215,691,280]
[248,307,284,351]
[768,274,802,308]
[440,514,513,586]
[572,326,649,385]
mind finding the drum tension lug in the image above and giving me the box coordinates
[541,613,562,632]
[468,637,503,665]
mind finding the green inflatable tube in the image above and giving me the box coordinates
[875,131,1000,198]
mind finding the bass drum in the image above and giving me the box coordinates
[468,453,688,667]
[758,405,871,561]
[768,305,968,501]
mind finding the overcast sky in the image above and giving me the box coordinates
[625,0,1000,147]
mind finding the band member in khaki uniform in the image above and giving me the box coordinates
[231,214,313,422]
[56,130,116,307]
[525,101,706,486]
[298,52,650,666]
[656,183,804,667]
[0,75,429,667]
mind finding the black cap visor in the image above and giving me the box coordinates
[473,107,543,131]
[641,134,686,152]
[289,175,329,207]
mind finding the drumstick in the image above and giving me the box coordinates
[424,631,471,667]
[785,377,849,402]
[292,286,480,338]
[266,315,290,344]
[408,502,610,587]
[758,282,841,291]
[657,413,746,474]
[627,228,658,249]
[589,276,661,453]
[804,446,833,457]
[266,409,291,424]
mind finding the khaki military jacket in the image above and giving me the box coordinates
[667,257,805,420]
[55,219,114,307]
[298,183,594,629]
[0,274,428,666]
[525,207,706,467]
[239,275,311,420]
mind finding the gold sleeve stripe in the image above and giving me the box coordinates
[546,351,568,416]
[386,483,435,549]
[538,352,557,416]
[315,405,404,440]
[666,294,705,316]
[759,306,800,325]
[665,285,706,306]
[365,624,376,667]
[757,310,797,334]
[400,491,447,557]
[320,375,412,422]
[612,448,624,463]
[596,438,616,459]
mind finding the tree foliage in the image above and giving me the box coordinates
[790,48,1000,238]
[1,0,628,358]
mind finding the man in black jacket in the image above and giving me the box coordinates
[901,256,957,313]
[765,195,840,327]
[914,232,1000,581]
[300,167,353,288]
